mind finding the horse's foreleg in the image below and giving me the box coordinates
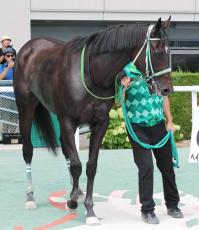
[85,118,109,225]
[60,135,85,201]
[59,118,82,210]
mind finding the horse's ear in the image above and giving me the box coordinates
[154,18,162,34]
[161,16,171,30]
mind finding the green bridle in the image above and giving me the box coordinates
[133,24,171,83]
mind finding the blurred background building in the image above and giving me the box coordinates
[2,0,199,71]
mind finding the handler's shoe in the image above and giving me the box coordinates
[141,211,159,224]
[167,207,184,218]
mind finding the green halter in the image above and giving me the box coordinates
[80,45,116,100]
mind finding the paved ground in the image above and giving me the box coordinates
[0,146,199,230]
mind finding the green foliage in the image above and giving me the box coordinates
[101,71,199,149]
[170,71,199,140]
[101,108,131,149]
[173,124,184,142]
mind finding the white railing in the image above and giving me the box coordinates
[173,86,199,163]
[1,85,199,153]
[0,86,13,92]
[174,86,199,117]
[2,85,198,104]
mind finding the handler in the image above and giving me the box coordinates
[120,62,183,224]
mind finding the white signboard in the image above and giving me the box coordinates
[189,107,199,163]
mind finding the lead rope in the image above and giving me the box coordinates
[127,25,179,167]
[80,26,179,167]
[119,84,179,167]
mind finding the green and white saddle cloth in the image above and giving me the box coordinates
[124,62,164,127]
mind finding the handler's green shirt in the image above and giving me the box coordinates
[124,62,164,127]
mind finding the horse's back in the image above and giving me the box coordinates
[14,36,82,76]
[15,37,65,67]
[19,37,65,51]
[13,38,66,105]
[14,37,83,113]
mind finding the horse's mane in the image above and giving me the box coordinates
[70,24,148,55]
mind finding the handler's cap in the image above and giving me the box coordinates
[1,35,11,42]
[123,62,143,78]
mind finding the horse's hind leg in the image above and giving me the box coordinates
[60,135,85,202]
[16,94,38,209]
[58,117,82,211]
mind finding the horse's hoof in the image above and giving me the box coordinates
[86,217,100,225]
[25,201,37,210]
[65,205,78,213]
[65,200,78,212]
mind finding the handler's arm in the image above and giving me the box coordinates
[163,96,176,133]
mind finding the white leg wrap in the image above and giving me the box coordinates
[25,200,37,210]
[25,164,37,210]
[86,217,100,225]
[26,164,33,189]
[66,159,73,186]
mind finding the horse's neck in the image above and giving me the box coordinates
[90,50,132,88]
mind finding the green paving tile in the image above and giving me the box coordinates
[0,147,198,229]
[186,218,199,228]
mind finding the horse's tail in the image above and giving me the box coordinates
[34,103,58,155]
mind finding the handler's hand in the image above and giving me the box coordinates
[121,77,131,87]
[166,121,176,133]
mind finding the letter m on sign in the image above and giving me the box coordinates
[190,153,199,163]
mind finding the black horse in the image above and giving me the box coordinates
[14,17,173,225]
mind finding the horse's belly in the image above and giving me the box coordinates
[78,102,110,124]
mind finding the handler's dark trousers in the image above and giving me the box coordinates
[128,121,180,213]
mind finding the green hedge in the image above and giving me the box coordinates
[102,72,199,149]
[170,72,199,140]
[102,108,131,149]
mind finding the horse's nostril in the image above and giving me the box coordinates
[164,89,170,93]
[162,88,173,95]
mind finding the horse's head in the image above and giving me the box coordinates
[134,17,173,96]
